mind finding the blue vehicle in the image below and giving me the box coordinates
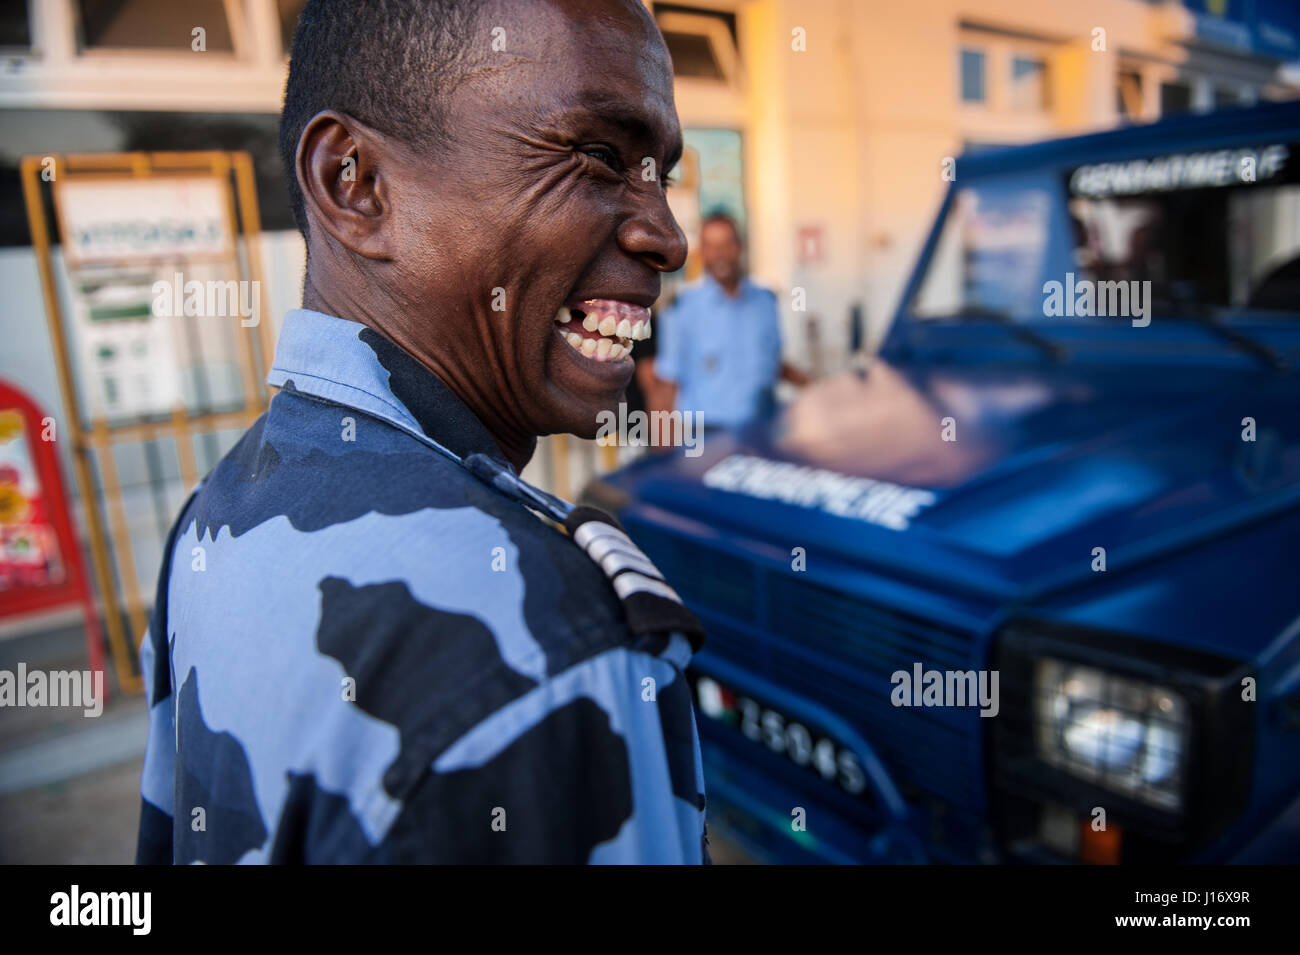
[585,101,1300,864]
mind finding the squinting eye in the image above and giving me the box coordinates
[581,146,621,170]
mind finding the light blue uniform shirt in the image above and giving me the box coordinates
[656,275,783,429]
[136,309,709,864]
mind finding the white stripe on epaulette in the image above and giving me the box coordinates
[565,507,705,652]
[581,528,653,566]
[573,521,670,584]
[572,519,634,552]
[612,571,683,603]
[596,547,663,581]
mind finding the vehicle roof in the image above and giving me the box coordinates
[958,100,1300,179]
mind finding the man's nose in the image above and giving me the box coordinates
[617,192,688,273]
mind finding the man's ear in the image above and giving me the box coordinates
[296,110,394,259]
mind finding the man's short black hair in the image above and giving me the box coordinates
[279,0,485,239]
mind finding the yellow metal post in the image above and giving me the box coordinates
[20,150,271,694]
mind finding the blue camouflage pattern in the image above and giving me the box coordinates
[136,308,708,864]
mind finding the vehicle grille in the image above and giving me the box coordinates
[628,520,982,809]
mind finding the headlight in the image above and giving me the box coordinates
[992,621,1253,862]
[1034,658,1189,812]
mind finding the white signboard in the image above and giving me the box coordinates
[56,176,232,267]
[53,174,240,421]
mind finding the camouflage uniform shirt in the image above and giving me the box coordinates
[136,308,708,863]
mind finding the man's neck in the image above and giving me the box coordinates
[303,278,536,473]
[714,274,743,298]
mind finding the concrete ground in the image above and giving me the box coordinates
[0,757,142,864]
[0,620,147,864]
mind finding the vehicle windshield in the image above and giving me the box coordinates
[911,143,1300,322]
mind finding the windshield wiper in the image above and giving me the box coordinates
[954,306,1068,362]
[1153,294,1288,372]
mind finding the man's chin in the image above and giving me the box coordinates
[549,395,622,440]
[542,359,634,439]
[543,332,635,434]
[533,372,631,438]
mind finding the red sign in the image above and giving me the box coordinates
[0,410,65,590]
[0,381,106,695]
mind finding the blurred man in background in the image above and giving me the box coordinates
[654,213,809,429]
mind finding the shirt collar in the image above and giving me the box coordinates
[267,308,509,465]
[702,272,753,301]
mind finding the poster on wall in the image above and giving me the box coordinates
[684,128,745,230]
[53,175,243,422]
[667,146,702,289]
[664,128,745,299]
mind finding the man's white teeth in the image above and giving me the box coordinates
[553,302,650,361]
[558,326,634,362]
[553,310,651,341]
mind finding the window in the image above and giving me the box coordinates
[662,31,725,79]
[0,0,32,50]
[913,184,1051,319]
[1160,82,1192,117]
[76,0,235,52]
[1214,86,1238,109]
[1010,56,1048,110]
[1069,174,1300,313]
[1117,70,1144,121]
[960,48,986,103]
[911,147,1300,321]
[653,4,739,82]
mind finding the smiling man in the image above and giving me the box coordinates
[135,0,708,864]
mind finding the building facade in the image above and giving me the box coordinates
[0,0,1297,645]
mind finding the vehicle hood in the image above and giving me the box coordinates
[604,359,1300,604]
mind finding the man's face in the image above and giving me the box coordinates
[378,0,686,443]
[699,218,743,289]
